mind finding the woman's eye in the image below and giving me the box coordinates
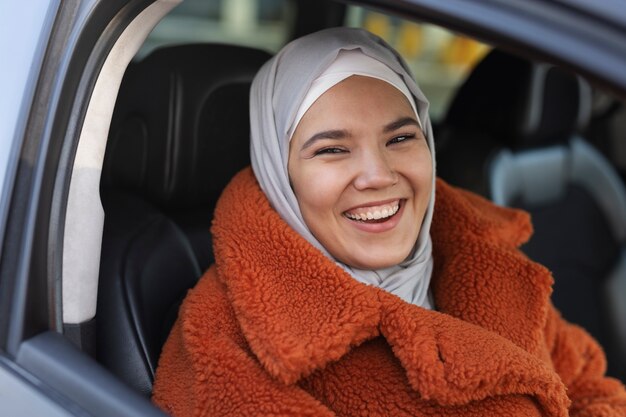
[387,134,415,145]
[313,147,346,156]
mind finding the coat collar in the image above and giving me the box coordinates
[211,168,568,416]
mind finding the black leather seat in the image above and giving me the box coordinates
[435,51,526,197]
[97,44,271,396]
[438,49,626,381]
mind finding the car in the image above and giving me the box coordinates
[1,0,625,415]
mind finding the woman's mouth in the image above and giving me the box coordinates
[343,200,402,223]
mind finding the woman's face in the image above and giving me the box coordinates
[288,76,433,270]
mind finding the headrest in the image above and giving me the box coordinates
[103,44,272,210]
[444,49,592,150]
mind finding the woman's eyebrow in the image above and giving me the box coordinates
[301,129,349,150]
[383,117,420,133]
[300,117,419,150]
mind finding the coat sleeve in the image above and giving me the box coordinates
[152,272,334,417]
[545,305,626,416]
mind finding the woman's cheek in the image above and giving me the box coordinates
[291,161,340,213]
[301,163,346,207]
[406,145,433,181]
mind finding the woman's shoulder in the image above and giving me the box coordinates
[177,265,242,342]
[433,178,533,248]
[214,167,263,213]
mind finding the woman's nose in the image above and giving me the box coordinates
[353,150,398,190]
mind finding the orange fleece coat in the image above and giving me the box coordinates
[153,167,626,417]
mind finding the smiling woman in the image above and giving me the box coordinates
[151,27,626,417]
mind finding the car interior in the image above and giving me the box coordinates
[52,0,626,404]
[438,48,626,378]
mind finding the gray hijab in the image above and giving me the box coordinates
[249,27,436,308]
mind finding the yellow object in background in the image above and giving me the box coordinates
[363,12,392,39]
[396,22,423,59]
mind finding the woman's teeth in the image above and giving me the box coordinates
[344,201,400,222]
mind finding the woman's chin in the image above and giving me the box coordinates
[339,248,412,270]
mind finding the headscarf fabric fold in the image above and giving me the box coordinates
[249,27,436,308]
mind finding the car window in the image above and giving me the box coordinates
[137,0,293,60]
[345,6,491,122]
